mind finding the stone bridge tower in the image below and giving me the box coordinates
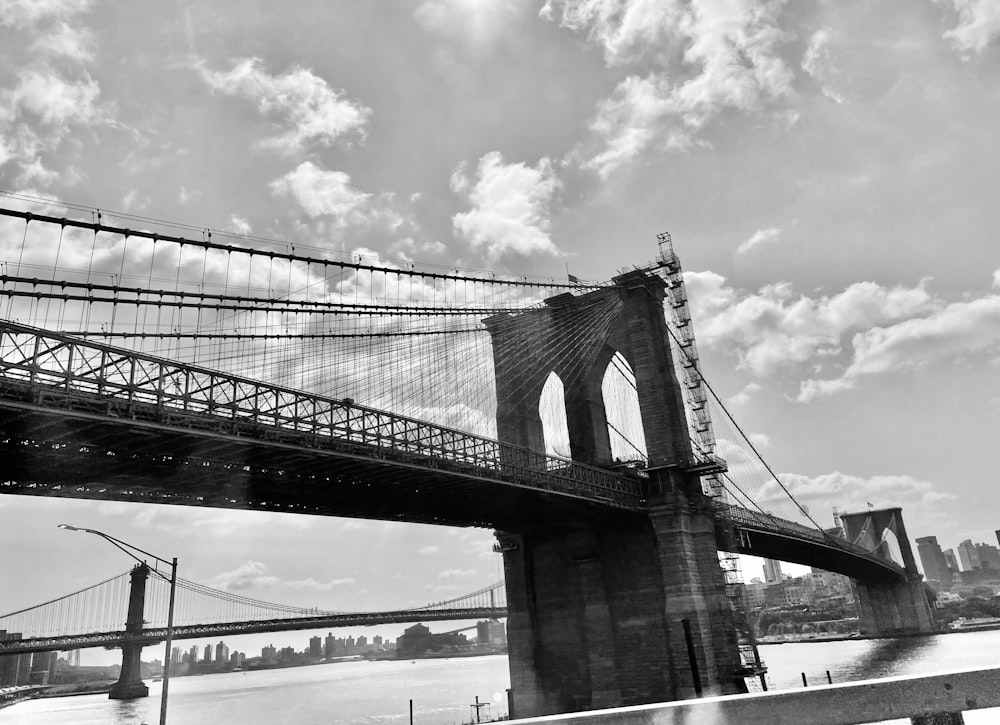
[839,507,935,636]
[486,270,745,718]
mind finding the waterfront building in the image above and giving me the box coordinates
[203,644,212,663]
[396,623,469,658]
[916,536,953,587]
[975,543,1000,571]
[476,620,507,646]
[309,636,322,658]
[325,633,336,658]
[262,644,276,660]
[188,645,198,665]
[216,641,229,663]
[743,579,766,608]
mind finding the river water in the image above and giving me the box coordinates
[4,631,1000,724]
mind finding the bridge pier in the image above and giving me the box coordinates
[840,508,935,636]
[498,473,743,719]
[109,563,149,700]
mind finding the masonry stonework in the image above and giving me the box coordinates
[488,272,744,718]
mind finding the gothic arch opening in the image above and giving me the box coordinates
[601,351,647,464]
[880,528,906,568]
[539,371,571,459]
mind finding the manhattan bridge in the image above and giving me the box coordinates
[0,197,934,717]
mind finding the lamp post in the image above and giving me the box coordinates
[59,525,177,725]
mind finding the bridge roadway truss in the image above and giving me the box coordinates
[0,321,905,579]
[0,320,903,579]
[0,321,641,529]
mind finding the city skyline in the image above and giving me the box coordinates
[3,0,1000,673]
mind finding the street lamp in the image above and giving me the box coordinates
[59,524,177,725]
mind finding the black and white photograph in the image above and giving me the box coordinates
[2,1,999,723]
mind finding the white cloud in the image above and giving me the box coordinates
[418,545,440,555]
[0,0,107,184]
[451,151,561,260]
[801,28,844,103]
[31,20,94,62]
[282,577,356,591]
[0,0,93,29]
[270,161,371,224]
[212,560,281,590]
[685,270,938,377]
[230,214,252,236]
[799,293,1000,401]
[438,568,477,579]
[736,227,781,255]
[727,381,760,406]
[758,471,956,533]
[936,0,1000,55]
[586,73,696,176]
[548,0,794,176]
[749,432,771,449]
[11,70,102,126]
[540,0,685,66]
[210,561,356,592]
[200,58,370,156]
[415,0,527,47]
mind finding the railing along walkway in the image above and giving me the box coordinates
[722,504,905,576]
[0,321,641,508]
[509,666,1000,724]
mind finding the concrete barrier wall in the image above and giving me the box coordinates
[508,666,1000,725]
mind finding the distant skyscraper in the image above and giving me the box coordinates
[216,641,229,663]
[957,539,981,571]
[975,543,1000,571]
[916,536,952,586]
[309,636,322,658]
[203,644,212,663]
[943,549,959,572]
[763,558,783,584]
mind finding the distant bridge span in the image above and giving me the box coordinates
[0,606,507,657]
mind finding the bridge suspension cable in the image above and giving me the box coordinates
[0,566,507,644]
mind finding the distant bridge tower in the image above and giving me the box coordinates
[839,508,935,636]
[109,563,150,699]
[486,269,744,718]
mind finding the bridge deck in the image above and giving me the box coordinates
[0,322,903,579]
[0,322,644,529]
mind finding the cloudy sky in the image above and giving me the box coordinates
[2,0,1000,661]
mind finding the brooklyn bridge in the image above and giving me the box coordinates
[0,204,935,717]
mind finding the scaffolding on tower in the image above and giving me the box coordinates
[651,232,767,689]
